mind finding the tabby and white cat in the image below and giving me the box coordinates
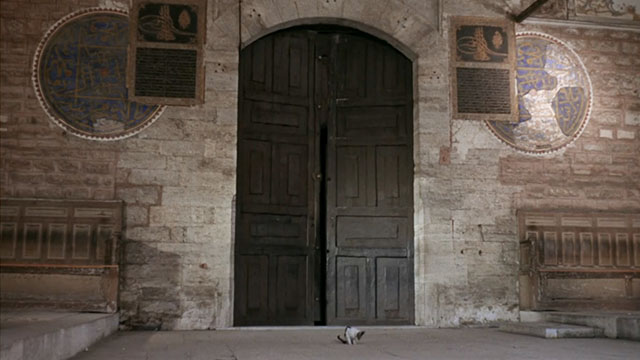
[337,326,365,345]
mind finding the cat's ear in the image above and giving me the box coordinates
[356,331,365,340]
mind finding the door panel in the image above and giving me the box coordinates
[236,255,269,322]
[272,35,309,97]
[240,139,271,205]
[238,214,307,247]
[243,100,308,135]
[272,143,307,206]
[376,257,411,321]
[337,107,408,139]
[337,216,407,248]
[336,146,368,207]
[336,39,367,99]
[376,146,411,207]
[276,256,308,319]
[235,30,315,326]
[327,33,413,325]
[335,256,368,319]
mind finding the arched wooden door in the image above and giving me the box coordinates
[235,27,413,326]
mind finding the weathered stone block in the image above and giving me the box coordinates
[158,141,204,157]
[127,169,180,186]
[205,72,238,91]
[205,90,238,108]
[269,0,297,21]
[116,186,160,205]
[62,187,90,199]
[122,139,162,152]
[592,109,622,125]
[210,15,240,51]
[118,152,166,170]
[162,186,226,206]
[599,129,614,139]
[317,0,343,16]
[139,300,180,316]
[126,226,171,243]
[617,129,635,139]
[292,0,319,17]
[125,205,149,227]
[621,41,640,55]
[589,39,619,53]
[149,205,216,226]
[55,159,81,172]
[82,161,113,175]
[625,110,640,126]
[178,171,225,187]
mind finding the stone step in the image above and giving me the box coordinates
[545,312,640,341]
[0,310,118,360]
[499,321,603,339]
[520,311,640,341]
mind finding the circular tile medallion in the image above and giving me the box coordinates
[485,32,593,154]
[32,8,164,141]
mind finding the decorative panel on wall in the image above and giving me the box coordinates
[485,32,593,154]
[0,199,122,265]
[450,16,517,122]
[128,0,206,105]
[518,210,640,311]
[32,8,164,141]
[575,0,640,22]
[528,0,640,26]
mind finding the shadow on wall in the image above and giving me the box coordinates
[119,241,182,330]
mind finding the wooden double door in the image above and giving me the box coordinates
[234,27,414,325]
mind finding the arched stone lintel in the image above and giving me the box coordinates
[240,17,421,61]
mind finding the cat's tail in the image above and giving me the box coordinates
[337,335,348,344]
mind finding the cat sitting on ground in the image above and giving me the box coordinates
[337,326,365,345]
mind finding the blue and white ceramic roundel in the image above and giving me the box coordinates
[486,32,593,154]
[33,8,164,140]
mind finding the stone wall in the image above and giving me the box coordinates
[0,0,238,330]
[0,0,638,329]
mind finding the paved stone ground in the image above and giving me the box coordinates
[71,327,640,360]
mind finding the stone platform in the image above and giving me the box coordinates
[0,309,118,360]
[499,321,603,338]
[513,311,640,340]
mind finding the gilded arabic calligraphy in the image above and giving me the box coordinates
[485,32,592,154]
[33,9,163,140]
[137,3,198,44]
[456,25,509,63]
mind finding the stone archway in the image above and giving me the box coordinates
[209,0,442,327]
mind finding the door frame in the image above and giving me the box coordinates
[234,24,416,326]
